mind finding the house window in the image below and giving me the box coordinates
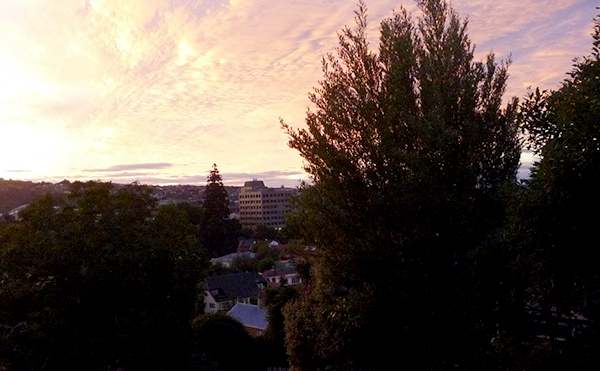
[219,301,234,310]
[209,303,215,308]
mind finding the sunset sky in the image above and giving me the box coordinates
[0,0,597,187]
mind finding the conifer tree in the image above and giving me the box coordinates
[200,164,239,257]
[203,164,229,221]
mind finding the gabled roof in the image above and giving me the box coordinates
[262,267,297,278]
[205,272,265,302]
[210,251,256,264]
[227,303,268,331]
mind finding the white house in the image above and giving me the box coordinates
[204,271,266,313]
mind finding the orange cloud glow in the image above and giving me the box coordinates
[0,0,596,185]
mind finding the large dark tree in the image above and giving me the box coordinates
[262,285,299,368]
[281,1,521,369]
[190,312,259,371]
[494,13,600,369]
[0,181,206,370]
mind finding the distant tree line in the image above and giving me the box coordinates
[0,166,294,370]
[0,179,64,216]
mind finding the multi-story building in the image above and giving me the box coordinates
[239,180,296,229]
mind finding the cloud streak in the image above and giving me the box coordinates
[85,163,174,172]
[0,0,596,185]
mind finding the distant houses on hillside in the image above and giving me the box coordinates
[1,178,298,230]
[204,243,305,339]
[154,179,297,229]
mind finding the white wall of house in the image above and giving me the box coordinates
[204,291,219,313]
[204,291,243,313]
[266,273,302,286]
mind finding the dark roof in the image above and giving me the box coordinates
[206,272,265,302]
[237,238,256,251]
[211,251,256,264]
[227,303,268,331]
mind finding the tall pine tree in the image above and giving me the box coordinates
[203,164,230,221]
[200,164,239,257]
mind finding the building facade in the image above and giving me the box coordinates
[239,180,296,229]
[204,271,266,313]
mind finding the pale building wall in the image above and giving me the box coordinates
[239,180,296,229]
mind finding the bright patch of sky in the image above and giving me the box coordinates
[0,0,596,186]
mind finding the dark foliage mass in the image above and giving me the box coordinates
[0,175,279,370]
[491,12,600,369]
[263,285,299,368]
[282,1,600,370]
[0,2,598,371]
[190,312,258,370]
[282,0,520,369]
[0,181,206,370]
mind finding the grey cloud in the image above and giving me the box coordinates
[52,169,307,188]
[222,170,307,187]
[84,163,174,172]
[90,172,156,178]
[224,170,304,179]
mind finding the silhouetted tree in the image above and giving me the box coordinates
[200,164,240,257]
[190,312,260,371]
[281,0,521,369]
[203,164,229,220]
[492,13,600,369]
[263,286,299,368]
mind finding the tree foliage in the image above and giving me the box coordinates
[0,181,206,370]
[200,164,240,257]
[495,13,600,369]
[203,164,230,220]
[282,0,521,369]
[190,312,259,371]
[262,286,299,368]
[520,13,600,318]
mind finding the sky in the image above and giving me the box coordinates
[0,0,597,187]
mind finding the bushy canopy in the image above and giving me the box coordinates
[282,1,521,369]
[0,181,206,370]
